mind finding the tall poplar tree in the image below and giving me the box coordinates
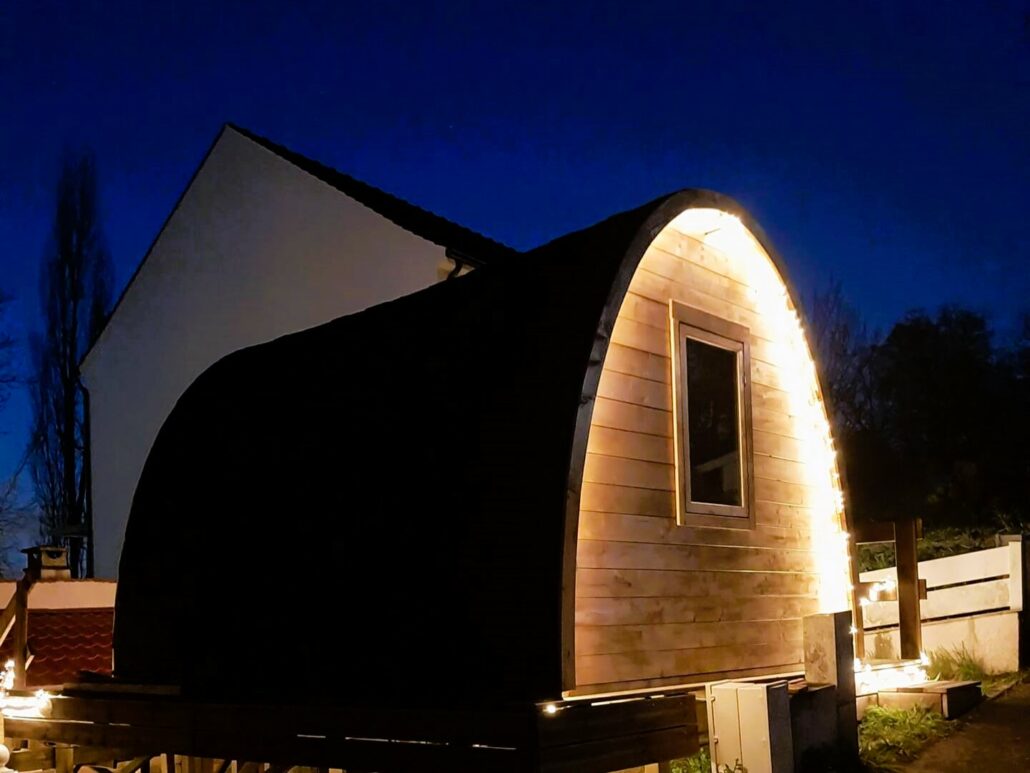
[29,150,112,576]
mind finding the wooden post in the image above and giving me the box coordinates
[1020,535,1030,668]
[56,745,74,773]
[895,519,922,659]
[803,610,858,769]
[849,532,866,660]
[12,575,29,689]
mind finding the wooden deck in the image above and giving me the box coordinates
[2,685,697,773]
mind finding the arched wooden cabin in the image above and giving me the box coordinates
[115,189,853,712]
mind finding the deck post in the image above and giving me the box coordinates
[803,610,859,769]
[895,518,922,659]
[12,575,29,690]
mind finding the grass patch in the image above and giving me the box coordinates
[859,705,952,771]
[926,644,1028,696]
[672,746,746,773]
[671,746,709,773]
[981,671,1027,697]
[926,644,988,683]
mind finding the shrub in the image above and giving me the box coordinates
[672,747,746,773]
[859,705,952,771]
[857,527,1005,573]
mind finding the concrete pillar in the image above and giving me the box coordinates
[803,610,859,769]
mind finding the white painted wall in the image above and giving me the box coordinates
[863,611,1020,674]
[81,127,448,577]
[0,580,117,609]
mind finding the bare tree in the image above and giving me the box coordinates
[29,150,112,577]
[808,280,877,434]
[0,291,29,576]
[0,291,14,417]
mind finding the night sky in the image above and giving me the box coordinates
[0,0,1027,480]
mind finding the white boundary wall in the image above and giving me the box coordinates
[861,540,1023,673]
[0,580,117,609]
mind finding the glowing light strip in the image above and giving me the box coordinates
[668,209,852,613]
[854,654,931,695]
[0,659,51,718]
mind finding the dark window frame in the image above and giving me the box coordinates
[669,300,755,529]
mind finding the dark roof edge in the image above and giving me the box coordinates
[81,125,232,369]
[226,123,517,266]
[81,123,519,369]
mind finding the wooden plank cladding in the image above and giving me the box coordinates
[576,568,821,599]
[577,641,804,686]
[575,221,833,692]
[576,594,820,627]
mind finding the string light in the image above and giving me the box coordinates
[671,209,852,613]
[0,659,51,718]
[668,210,937,694]
[854,657,931,695]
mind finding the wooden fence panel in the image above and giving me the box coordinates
[859,538,1025,671]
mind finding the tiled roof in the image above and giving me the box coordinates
[0,608,113,687]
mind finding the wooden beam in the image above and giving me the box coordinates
[6,691,697,773]
[75,747,140,767]
[849,532,866,660]
[0,596,18,650]
[116,757,153,773]
[56,745,74,773]
[895,519,923,658]
[10,744,56,771]
[13,575,30,689]
[856,579,927,603]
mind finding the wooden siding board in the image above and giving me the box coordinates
[576,641,804,685]
[590,398,672,437]
[575,595,820,626]
[575,224,831,692]
[578,512,814,550]
[602,343,671,385]
[577,619,803,656]
[596,370,672,411]
[576,541,818,574]
[568,662,805,696]
[576,568,820,599]
[583,454,676,491]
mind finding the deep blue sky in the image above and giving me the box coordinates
[0,0,1027,482]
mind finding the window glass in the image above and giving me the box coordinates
[685,337,742,506]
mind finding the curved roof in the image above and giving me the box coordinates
[114,189,779,707]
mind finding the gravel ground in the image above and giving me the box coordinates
[903,682,1030,771]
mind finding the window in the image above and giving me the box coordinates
[669,301,754,528]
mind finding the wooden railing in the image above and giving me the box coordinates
[0,567,37,689]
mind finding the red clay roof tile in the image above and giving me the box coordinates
[0,608,113,687]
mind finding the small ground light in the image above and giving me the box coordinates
[544,704,558,715]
